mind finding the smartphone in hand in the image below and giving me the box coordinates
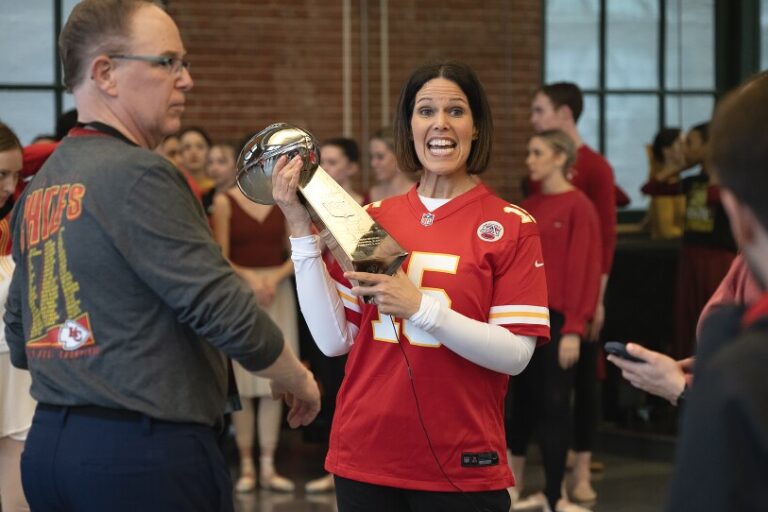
[604,341,646,363]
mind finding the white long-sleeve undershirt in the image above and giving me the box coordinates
[409,294,536,375]
[290,235,536,375]
[290,235,357,357]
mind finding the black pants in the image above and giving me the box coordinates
[572,339,598,452]
[335,476,511,512]
[507,310,574,509]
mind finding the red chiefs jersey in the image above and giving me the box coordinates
[325,184,549,492]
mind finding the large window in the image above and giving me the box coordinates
[545,0,716,209]
[0,0,78,145]
[762,0,768,69]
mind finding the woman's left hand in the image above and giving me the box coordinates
[345,269,422,318]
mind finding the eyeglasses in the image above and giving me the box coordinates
[109,54,190,75]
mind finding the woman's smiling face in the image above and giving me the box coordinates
[410,77,477,178]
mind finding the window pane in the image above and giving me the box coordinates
[605,95,658,209]
[579,94,600,150]
[545,0,599,89]
[0,91,56,145]
[0,0,54,84]
[63,0,80,21]
[60,0,83,88]
[63,92,76,113]
[664,95,714,130]
[606,0,659,89]
[665,0,714,89]
[61,92,75,117]
[763,0,768,70]
[61,93,78,138]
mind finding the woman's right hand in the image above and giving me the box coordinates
[272,154,313,236]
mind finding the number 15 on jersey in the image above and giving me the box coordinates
[372,252,459,348]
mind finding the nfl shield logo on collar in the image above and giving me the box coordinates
[420,212,435,227]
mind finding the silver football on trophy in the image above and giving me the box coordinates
[236,123,321,205]
[235,122,408,278]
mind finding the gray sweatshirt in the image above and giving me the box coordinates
[5,131,284,426]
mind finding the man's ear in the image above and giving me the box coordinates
[556,105,574,124]
[721,188,756,248]
[89,55,119,97]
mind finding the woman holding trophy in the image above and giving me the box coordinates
[270,60,549,511]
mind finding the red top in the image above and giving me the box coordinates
[741,292,768,329]
[178,167,203,202]
[699,254,762,336]
[325,184,549,492]
[615,184,631,207]
[570,145,616,273]
[641,178,682,196]
[17,142,59,200]
[523,189,602,336]
[528,145,616,273]
[226,194,286,268]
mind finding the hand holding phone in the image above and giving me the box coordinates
[604,341,646,363]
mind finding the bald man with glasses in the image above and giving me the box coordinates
[4,1,320,511]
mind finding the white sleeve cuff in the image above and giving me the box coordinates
[289,235,322,259]
[408,294,442,331]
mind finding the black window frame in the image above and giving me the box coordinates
[0,1,70,137]
[541,0,752,212]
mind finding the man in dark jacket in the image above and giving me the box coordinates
[666,71,768,512]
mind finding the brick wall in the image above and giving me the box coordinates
[169,0,542,203]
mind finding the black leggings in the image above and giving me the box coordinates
[334,476,511,512]
[507,311,574,509]
[572,339,598,452]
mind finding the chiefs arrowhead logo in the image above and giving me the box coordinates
[477,220,504,242]
[58,319,91,351]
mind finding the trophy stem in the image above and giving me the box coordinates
[299,166,408,275]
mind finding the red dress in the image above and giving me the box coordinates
[225,194,286,268]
